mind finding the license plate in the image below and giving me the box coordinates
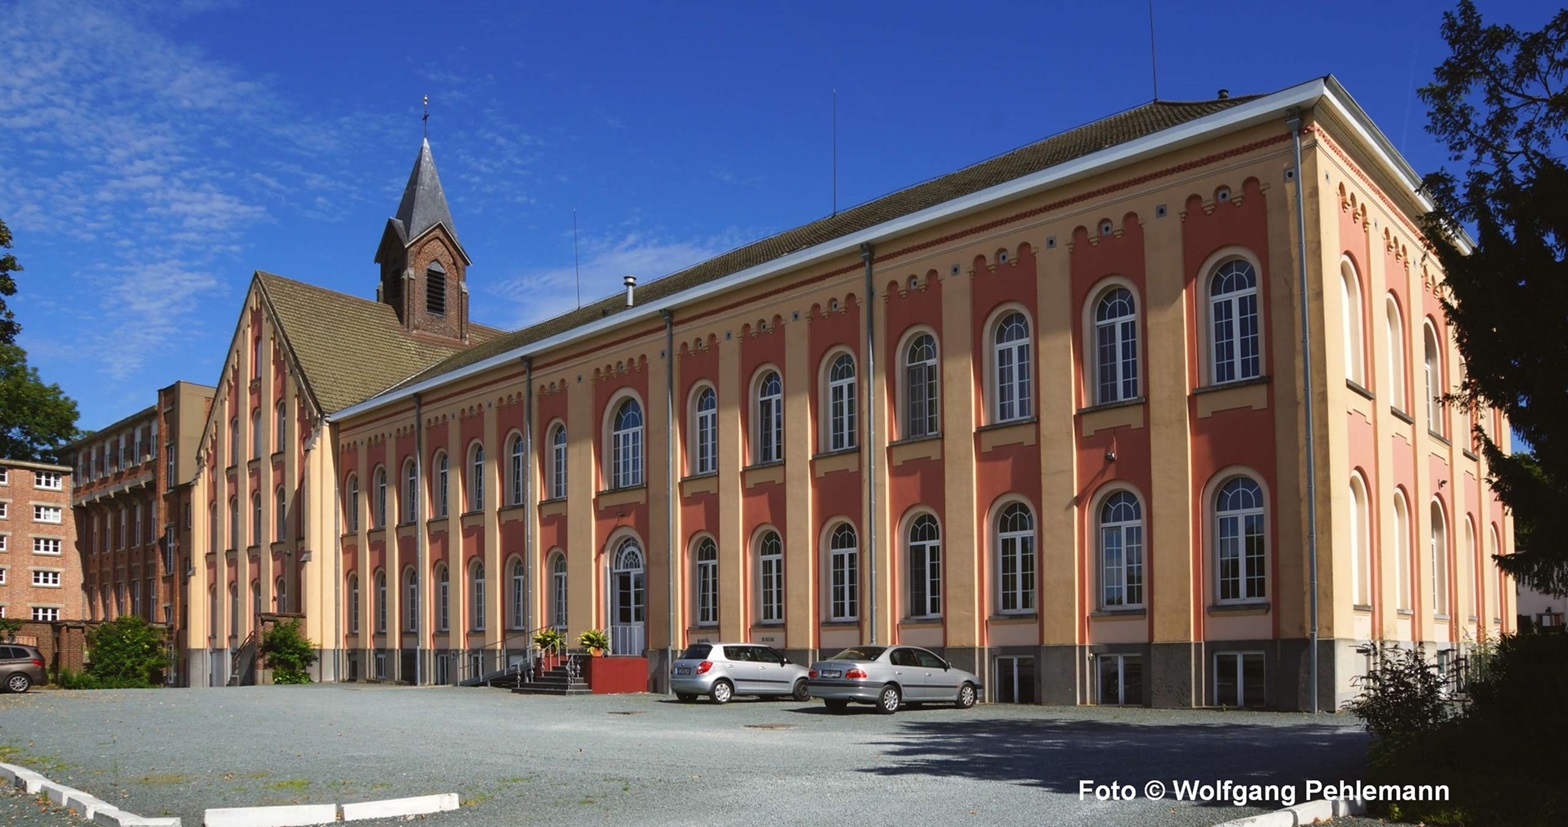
[820,669,841,679]
[674,667,692,676]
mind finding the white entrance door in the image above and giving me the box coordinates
[610,539,646,655]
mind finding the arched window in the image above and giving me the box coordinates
[825,353,857,452]
[828,523,859,621]
[694,538,719,626]
[610,399,644,488]
[1424,322,1444,436]
[426,261,446,316]
[275,576,287,613]
[549,553,568,630]
[229,582,240,638]
[1393,489,1411,611]
[404,568,418,632]
[509,435,524,506]
[274,485,286,542]
[1430,500,1449,616]
[471,562,486,631]
[375,569,387,633]
[996,502,1036,613]
[1464,517,1477,621]
[345,474,359,533]
[251,409,261,458]
[1488,525,1501,621]
[230,417,239,465]
[1341,259,1366,386]
[1215,478,1267,602]
[274,400,286,453]
[1210,260,1261,383]
[1099,491,1144,608]
[548,424,567,499]
[903,333,939,438]
[757,530,783,623]
[434,451,449,518]
[611,539,646,642]
[347,573,360,634]
[1350,474,1372,607]
[1094,287,1139,404]
[693,387,717,475]
[403,459,418,524]
[1386,296,1408,412]
[469,444,485,512]
[907,514,941,618]
[229,496,239,550]
[509,558,525,630]
[993,312,1033,422]
[436,564,449,632]
[374,466,387,528]
[756,371,783,464]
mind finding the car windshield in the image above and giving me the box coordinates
[828,646,886,662]
[679,644,712,660]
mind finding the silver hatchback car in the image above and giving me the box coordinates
[671,643,811,704]
[808,645,981,714]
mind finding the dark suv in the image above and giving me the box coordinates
[1,644,46,693]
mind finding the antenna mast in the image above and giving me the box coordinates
[832,89,838,217]
[1147,1,1160,100]
[573,209,582,310]
[422,95,430,138]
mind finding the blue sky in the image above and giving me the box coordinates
[0,0,1547,431]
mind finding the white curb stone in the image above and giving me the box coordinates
[203,803,339,827]
[1330,796,1367,816]
[12,767,47,793]
[1286,798,1334,823]
[41,779,72,806]
[0,762,21,784]
[340,792,460,821]
[1212,811,1295,827]
[64,789,112,819]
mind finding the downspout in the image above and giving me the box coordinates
[521,358,533,650]
[662,309,677,692]
[860,243,878,645]
[414,393,425,686]
[1288,108,1320,714]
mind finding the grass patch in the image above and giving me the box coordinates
[264,778,310,792]
[139,773,190,785]
[461,792,492,807]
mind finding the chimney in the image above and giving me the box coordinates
[624,274,637,307]
[1217,89,1230,99]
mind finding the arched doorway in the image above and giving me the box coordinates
[609,538,645,655]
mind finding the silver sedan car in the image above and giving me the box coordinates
[671,642,811,704]
[807,645,981,714]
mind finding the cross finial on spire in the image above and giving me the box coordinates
[422,95,429,139]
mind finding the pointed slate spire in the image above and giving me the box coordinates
[392,138,460,247]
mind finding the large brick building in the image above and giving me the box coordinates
[0,458,81,622]
[171,75,1512,709]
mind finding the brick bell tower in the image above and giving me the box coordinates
[374,138,472,342]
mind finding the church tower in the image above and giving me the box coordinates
[374,139,472,342]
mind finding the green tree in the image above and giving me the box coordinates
[1419,2,1568,595]
[0,217,20,345]
[85,616,166,688]
[259,619,319,684]
[0,343,80,463]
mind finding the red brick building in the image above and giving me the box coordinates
[0,458,81,621]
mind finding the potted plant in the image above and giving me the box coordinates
[578,628,610,657]
[533,627,565,672]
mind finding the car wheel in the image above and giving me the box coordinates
[676,692,697,703]
[791,679,811,702]
[876,685,901,715]
[6,673,31,694]
[956,682,977,709]
[824,698,849,713]
[710,679,734,705]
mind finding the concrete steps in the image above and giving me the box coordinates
[510,663,589,696]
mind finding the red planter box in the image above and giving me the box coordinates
[583,655,648,694]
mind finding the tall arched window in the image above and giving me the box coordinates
[693,387,717,475]
[509,559,525,629]
[274,485,286,542]
[1350,474,1372,607]
[757,530,783,623]
[251,409,262,458]
[274,400,286,453]
[229,417,239,465]
[903,333,939,438]
[694,538,719,626]
[471,562,486,631]
[1341,259,1366,386]
[1431,500,1449,616]
[1394,489,1411,611]
[993,312,1033,422]
[1488,525,1501,621]
[509,435,524,506]
[436,564,449,632]
[1464,517,1477,621]
[345,475,359,533]
[1094,288,1139,404]
[1424,322,1444,435]
[229,496,239,550]
[404,568,418,632]
[426,261,447,316]
[469,444,485,512]
[548,424,567,499]
[347,573,360,634]
[403,459,418,524]
[549,553,568,630]
[375,569,387,633]
[1099,491,1144,609]
[250,492,261,545]
[825,353,857,452]
[434,452,449,518]
[1210,260,1261,383]
[907,514,941,618]
[996,502,1036,613]
[275,576,286,613]
[756,371,783,463]
[610,398,644,488]
[1215,477,1267,602]
[229,582,240,638]
[1386,296,1408,412]
[374,466,387,528]
[828,523,859,621]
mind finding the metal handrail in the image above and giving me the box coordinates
[450,625,562,685]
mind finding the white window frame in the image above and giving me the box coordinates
[32,606,60,622]
[1350,474,1371,607]
[434,452,449,518]
[348,574,360,634]
[1341,259,1366,386]
[375,570,387,633]
[824,352,857,452]
[1386,295,1408,412]
[1424,321,1444,436]
[995,502,1036,614]
[692,386,717,476]
[275,575,287,613]
[1208,259,1261,384]
[34,471,63,491]
[251,409,262,458]
[1394,489,1411,611]
[1095,654,1144,705]
[1215,477,1267,603]
[549,553,567,630]
[694,537,718,627]
[437,565,450,632]
[373,466,387,529]
[902,331,939,439]
[548,424,567,500]
[404,568,418,632]
[1213,651,1266,708]
[345,475,360,533]
[906,513,941,619]
[1092,286,1139,404]
[991,311,1033,423]
[250,492,261,545]
[32,569,61,587]
[509,558,525,630]
[827,523,859,622]
[755,370,783,464]
[1098,490,1144,609]
[275,400,286,453]
[471,562,486,631]
[757,530,783,624]
[469,444,485,512]
[32,504,62,524]
[609,398,644,489]
[508,435,524,506]
[403,460,418,524]
[1431,499,1450,617]
[33,537,62,556]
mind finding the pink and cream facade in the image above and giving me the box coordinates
[187,76,1513,709]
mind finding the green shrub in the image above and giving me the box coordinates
[260,619,319,684]
[83,616,165,688]
[1343,644,1454,745]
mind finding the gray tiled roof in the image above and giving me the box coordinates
[389,138,460,249]
[393,94,1259,391]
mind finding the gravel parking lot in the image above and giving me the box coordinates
[0,685,1370,826]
